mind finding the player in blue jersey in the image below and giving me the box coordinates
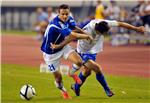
[41,4,93,99]
[51,19,145,97]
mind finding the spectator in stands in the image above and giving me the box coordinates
[119,6,128,34]
[106,1,123,46]
[140,1,150,27]
[142,1,150,45]
[132,0,144,13]
[131,0,149,44]
[127,0,150,45]
[130,0,143,27]
[34,7,48,40]
[120,6,128,22]
[106,0,120,20]
[47,7,57,23]
[36,7,48,22]
[95,0,105,19]
[37,7,58,41]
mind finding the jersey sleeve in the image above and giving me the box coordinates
[61,28,72,37]
[69,16,76,30]
[50,26,71,38]
[106,20,119,27]
[45,25,59,42]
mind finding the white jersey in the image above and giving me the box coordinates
[77,19,119,54]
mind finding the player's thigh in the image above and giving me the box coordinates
[84,60,102,73]
[82,66,92,76]
[43,52,61,73]
[67,51,83,66]
[63,45,82,67]
[47,61,60,73]
[53,71,62,82]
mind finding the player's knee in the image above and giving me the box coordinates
[53,72,62,83]
[84,69,92,77]
[75,60,83,68]
[54,80,63,89]
[88,61,102,74]
[95,65,102,74]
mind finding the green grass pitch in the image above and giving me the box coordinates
[1,64,150,103]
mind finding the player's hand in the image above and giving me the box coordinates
[87,35,93,41]
[136,26,146,33]
[50,43,60,49]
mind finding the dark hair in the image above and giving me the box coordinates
[59,4,70,10]
[95,21,110,34]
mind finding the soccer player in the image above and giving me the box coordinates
[51,19,145,97]
[41,4,93,99]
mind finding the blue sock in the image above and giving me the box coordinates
[96,73,110,92]
[75,72,87,89]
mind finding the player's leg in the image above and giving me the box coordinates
[71,67,91,96]
[70,53,94,96]
[74,53,96,86]
[84,60,114,97]
[71,53,113,97]
[43,52,71,99]
[66,51,83,84]
[53,71,71,99]
[77,67,92,87]
[63,46,83,84]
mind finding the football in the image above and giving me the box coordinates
[20,84,36,100]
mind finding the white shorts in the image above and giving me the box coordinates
[43,45,74,73]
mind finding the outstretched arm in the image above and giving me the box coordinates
[73,26,86,33]
[51,31,93,49]
[118,22,145,33]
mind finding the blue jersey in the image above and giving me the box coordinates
[41,16,76,54]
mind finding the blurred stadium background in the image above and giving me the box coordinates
[1,0,150,45]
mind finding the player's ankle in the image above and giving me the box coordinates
[61,91,72,99]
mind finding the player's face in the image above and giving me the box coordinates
[59,9,70,22]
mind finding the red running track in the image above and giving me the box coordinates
[2,35,150,78]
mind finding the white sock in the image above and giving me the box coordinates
[54,81,66,92]
[70,64,80,76]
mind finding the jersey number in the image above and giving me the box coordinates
[48,64,55,71]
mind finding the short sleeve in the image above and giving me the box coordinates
[61,28,72,37]
[69,17,76,30]
[106,20,119,27]
[44,25,55,38]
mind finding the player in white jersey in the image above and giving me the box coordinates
[51,19,145,97]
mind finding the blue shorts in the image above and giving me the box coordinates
[78,53,97,63]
